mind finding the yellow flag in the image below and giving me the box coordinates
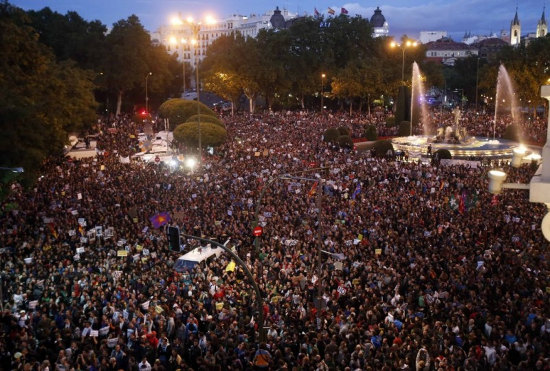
[225,260,236,272]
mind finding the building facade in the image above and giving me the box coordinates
[370,7,389,38]
[151,7,296,65]
[424,38,478,66]
[536,7,547,38]
[420,31,447,44]
[510,8,521,45]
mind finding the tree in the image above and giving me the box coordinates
[158,99,217,130]
[27,7,107,70]
[0,3,97,182]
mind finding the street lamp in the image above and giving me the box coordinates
[170,14,217,165]
[145,72,152,113]
[321,73,326,111]
[390,40,418,83]
[170,36,188,94]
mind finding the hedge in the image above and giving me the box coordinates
[158,99,217,130]
[186,114,225,128]
[323,128,340,143]
[364,125,378,141]
[338,135,354,149]
[372,140,394,157]
[173,121,227,148]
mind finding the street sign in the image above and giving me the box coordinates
[253,226,263,237]
[155,156,160,163]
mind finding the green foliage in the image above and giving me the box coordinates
[364,125,378,141]
[187,114,224,128]
[0,3,97,182]
[337,126,350,136]
[503,125,520,142]
[433,149,452,160]
[323,128,340,143]
[395,86,410,125]
[338,135,354,149]
[399,121,411,136]
[158,99,217,130]
[385,116,396,127]
[173,121,227,148]
[372,140,394,157]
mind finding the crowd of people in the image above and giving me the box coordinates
[1,107,549,371]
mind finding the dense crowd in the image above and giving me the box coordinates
[1,109,549,371]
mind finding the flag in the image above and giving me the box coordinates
[491,194,498,206]
[149,212,171,229]
[78,224,84,236]
[327,7,335,15]
[314,7,320,17]
[352,183,361,200]
[341,7,349,15]
[449,194,458,210]
[308,181,319,198]
[225,260,236,272]
[458,192,466,214]
[48,223,58,239]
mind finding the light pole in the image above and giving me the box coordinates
[171,14,217,165]
[145,72,152,113]
[170,36,188,95]
[321,73,326,111]
[390,40,417,84]
[180,234,267,342]
[475,56,480,112]
[190,29,202,164]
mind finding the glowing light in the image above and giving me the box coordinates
[390,41,397,48]
[187,16,194,23]
[205,15,217,24]
[169,36,177,44]
[185,157,197,169]
[171,16,183,26]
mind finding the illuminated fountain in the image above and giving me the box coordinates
[392,64,534,159]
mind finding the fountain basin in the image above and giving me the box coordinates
[392,136,531,159]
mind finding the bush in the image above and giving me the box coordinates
[173,121,227,148]
[158,99,217,130]
[186,114,225,128]
[398,121,411,136]
[337,126,350,136]
[363,125,378,141]
[433,149,452,160]
[323,128,340,143]
[338,135,354,149]
[385,116,396,127]
[503,125,520,142]
[372,140,394,157]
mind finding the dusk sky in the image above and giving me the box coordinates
[10,0,547,40]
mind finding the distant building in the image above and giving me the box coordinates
[370,7,389,38]
[419,31,447,44]
[536,7,547,38]
[510,8,521,46]
[425,38,478,66]
[473,37,508,61]
[151,7,297,65]
[462,31,499,45]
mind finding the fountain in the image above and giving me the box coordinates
[493,64,520,138]
[391,63,534,160]
[410,62,431,135]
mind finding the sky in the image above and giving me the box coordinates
[10,0,547,40]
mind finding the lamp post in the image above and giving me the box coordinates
[321,73,326,111]
[171,15,216,166]
[170,36,187,94]
[475,56,480,112]
[390,40,417,83]
[180,234,267,342]
[145,72,152,113]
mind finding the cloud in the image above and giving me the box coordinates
[340,0,542,39]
